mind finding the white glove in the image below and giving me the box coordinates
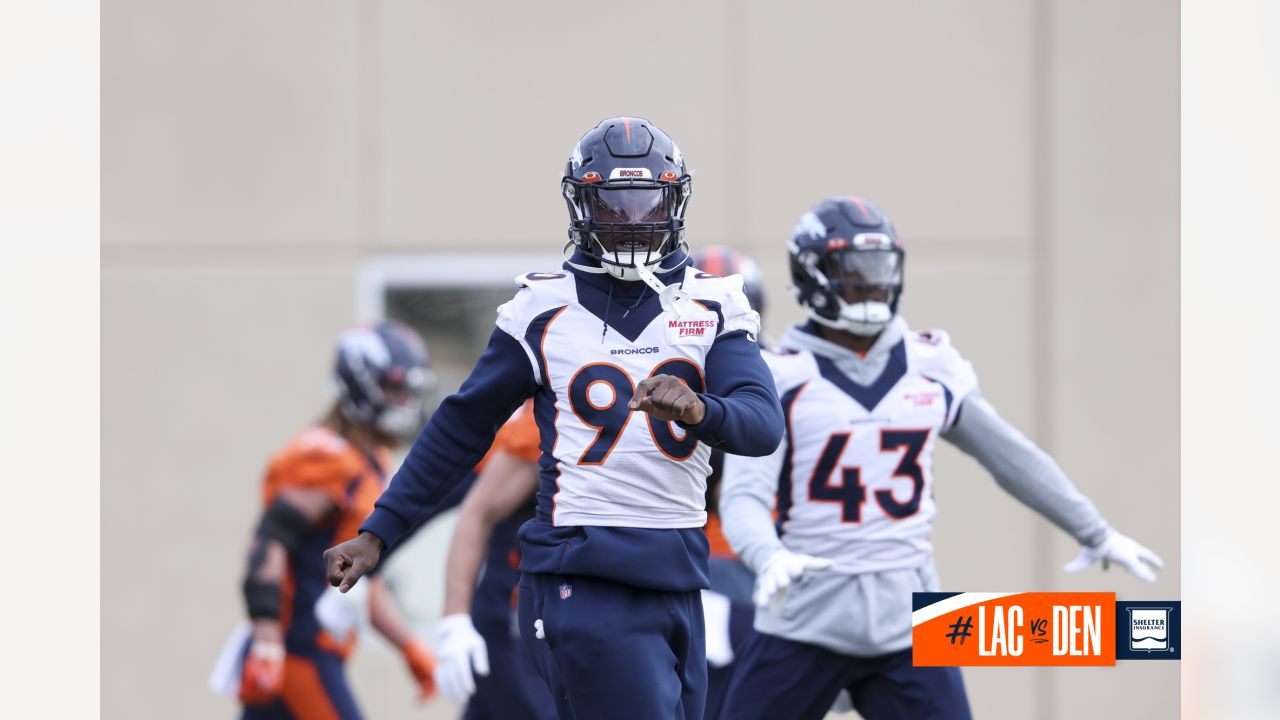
[434,613,490,703]
[753,548,834,610]
[1063,530,1164,582]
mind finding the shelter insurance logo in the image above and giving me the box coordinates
[913,593,1181,666]
[1116,601,1181,660]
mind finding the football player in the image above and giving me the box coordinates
[718,196,1164,720]
[322,117,784,719]
[433,249,769,720]
[237,321,439,719]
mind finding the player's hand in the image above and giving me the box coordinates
[238,639,286,705]
[399,638,438,701]
[754,548,834,610]
[435,613,490,703]
[629,374,706,425]
[1063,530,1164,582]
[324,532,384,593]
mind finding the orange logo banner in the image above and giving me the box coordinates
[912,592,1116,666]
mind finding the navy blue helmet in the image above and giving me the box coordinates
[333,320,436,440]
[562,117,692,282]
[789,196,904,336]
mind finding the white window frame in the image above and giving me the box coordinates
[355,252,564,321]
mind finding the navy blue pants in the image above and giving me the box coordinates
[718,631,971,720]
[518,572,706,720]
[465,612,557,720]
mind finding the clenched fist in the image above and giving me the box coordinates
[629,374,706,425]
[323,531,385,593]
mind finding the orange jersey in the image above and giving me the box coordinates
[260,425,388,656]
[476,399,541,469]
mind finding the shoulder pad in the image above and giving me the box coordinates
[514,271,573,288]
[911,329,954,349]
[907,328,979,423]
[762,347,817,395]
[497,271,575,340]
[683,267,760,337]
[264,426,363,502]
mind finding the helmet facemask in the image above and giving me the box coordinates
[795,236,905,336]
[372,366,435,440]
[564,176,690,281]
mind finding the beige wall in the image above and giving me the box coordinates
[102,1,1178,718]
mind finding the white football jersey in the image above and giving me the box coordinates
[495,266,760,529]
[764,327,978,574]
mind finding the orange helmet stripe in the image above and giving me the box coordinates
[848,195,871,222]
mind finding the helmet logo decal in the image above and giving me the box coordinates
[852,232,893,250]
[827,237,849,250]
[581,171,602,183]
[795,211,827,241]
[660,170,678,182]
[608,167,652,180]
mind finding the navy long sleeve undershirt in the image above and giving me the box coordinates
[360,329,536,548]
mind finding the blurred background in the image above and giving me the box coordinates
[101,1,1178,718]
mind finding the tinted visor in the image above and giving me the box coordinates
[823,248,903,287]
[590,187,672,224]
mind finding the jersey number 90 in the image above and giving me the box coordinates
[568,359,705,464]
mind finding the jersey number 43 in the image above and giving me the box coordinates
[807,429,931,522]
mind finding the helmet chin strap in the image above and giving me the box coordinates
[635,262,693,319]
[562,238,690,283]
[810,300,894,336]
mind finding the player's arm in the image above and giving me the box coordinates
[443,449,539,616]
[375,470,480,566]
[719,440,787,572]
[239,487,336,703]
[943,394,1164,581]
[632,330,784,457]
[366,575,437,701]
[324,329,536,592]
[720,436,832,609]
[436,449,538,703]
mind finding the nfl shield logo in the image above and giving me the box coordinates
[559,583,573,599]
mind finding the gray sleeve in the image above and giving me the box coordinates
[719,435,788,573]
[942,394,1112,548]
